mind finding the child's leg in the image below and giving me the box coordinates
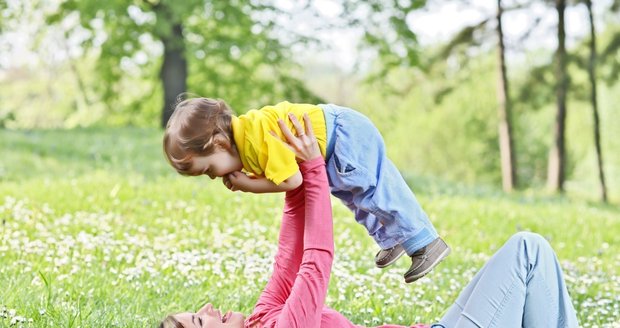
[373,156,439,252]
[331,189,400,249]
[432,232,579,328]
[331,189,406,268]
[325,106,438,252]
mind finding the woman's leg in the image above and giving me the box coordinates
[433,232,578,328]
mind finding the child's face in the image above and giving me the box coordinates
[191,149,243,179]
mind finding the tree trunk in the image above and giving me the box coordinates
[585,0,608,202]
[496,0,517,192]
[62,34,92,109]
[547,0,567,192]
[156,5,187,128]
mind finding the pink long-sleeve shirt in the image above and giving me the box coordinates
[244,158,428,328]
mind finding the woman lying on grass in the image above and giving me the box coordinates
[160,114,579,328]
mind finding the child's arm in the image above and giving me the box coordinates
[225,170,302,193]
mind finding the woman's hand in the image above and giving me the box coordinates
[273,113,321,162]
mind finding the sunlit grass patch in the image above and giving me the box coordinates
[1,187,619,327]
[1,128,619,327]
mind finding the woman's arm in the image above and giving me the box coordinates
[274,156,333,328]
[250,183,306,313]
[245,114,335,328]
[273,114,334,328]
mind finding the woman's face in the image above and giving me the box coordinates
[173,303,245,328]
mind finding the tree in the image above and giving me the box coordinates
[153,3,187,127]
[394,0,519,191]
[584,0,607,202]
[496,0,517,192]
[513,0,619,197]
[341,0,427,76]
[45,0,441,128]
[547,0,568,192]
[47,0,322,127]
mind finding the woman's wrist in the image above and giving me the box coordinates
[299,157,324,172]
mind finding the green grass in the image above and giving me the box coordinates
[1,128,619,327]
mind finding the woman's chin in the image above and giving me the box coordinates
[227,312,245,325]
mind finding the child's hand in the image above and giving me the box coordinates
[222,173,237,191]
[223,171,248,192]
[224,171,266,192]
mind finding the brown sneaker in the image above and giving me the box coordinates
[404,237,450,283]
[375,244,406,268]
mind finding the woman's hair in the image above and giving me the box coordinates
[163,96,234,176]
[159,315,184,328]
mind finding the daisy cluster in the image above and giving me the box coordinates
[0,196,618,327]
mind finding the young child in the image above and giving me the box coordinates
[163,97,450,283]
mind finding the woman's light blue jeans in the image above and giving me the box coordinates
[432,232,579,328]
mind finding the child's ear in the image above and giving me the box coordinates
[210,134,232,152]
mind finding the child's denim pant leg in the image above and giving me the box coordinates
[321,104,438,251]
[431,232,579,328]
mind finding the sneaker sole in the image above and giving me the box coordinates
[404,246,451,283]
[376,247,407,268]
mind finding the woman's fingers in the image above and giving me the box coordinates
[302,113,315,138]
[277,118,297,144]
[274,113,321,162]
[279,113,313,140]
[287,113,305,137]
[277,118,304,152]
[271,129,296,153]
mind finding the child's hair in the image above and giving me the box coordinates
[163,96,234,176]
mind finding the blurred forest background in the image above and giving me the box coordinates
[1,1,620,326]
[1,0,619,202]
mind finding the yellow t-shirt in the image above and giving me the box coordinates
[231,101,327,185]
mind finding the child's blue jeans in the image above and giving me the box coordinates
[431,232,579,328]
[320,103,437,251]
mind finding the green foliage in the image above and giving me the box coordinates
[0,128,618,327]
[349,49,620,198]
[342,0,427,77]
[0,59,109,129]
[1,0,618,200]
[44,0,323,122]
[596,25,620,85]
[356,56,502,186]
[435,18,490,63]
[176,1,323,111]
[517,26,620,109]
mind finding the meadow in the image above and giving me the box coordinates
[1,128,618,327]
